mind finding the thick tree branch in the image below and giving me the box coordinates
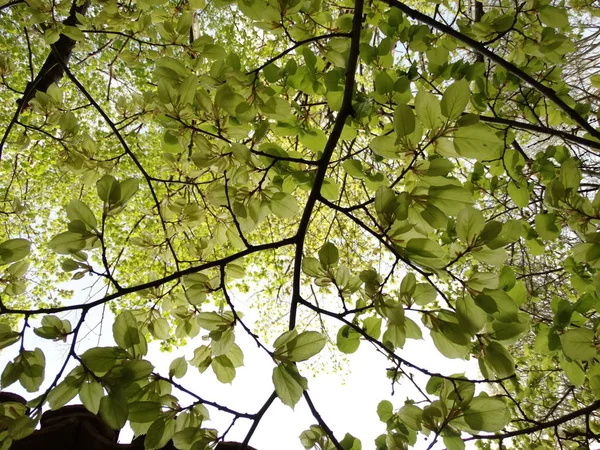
[18,0,90,108]
[289,0,364,329]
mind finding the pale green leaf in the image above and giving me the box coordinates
[441,79,470,120]
[560,328,596,361]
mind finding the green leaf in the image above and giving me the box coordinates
[414,91,442,130]
[119,178,139,205]
[197,312,230,331]
[377,400,394,422]
[272,363,307,408]
[337,325,360,354]
[472,247,508,266]
[394,104,416,138]
[302,257,323,277]
[318,242,339,267]
[430,330,470,359]
[343,159,365,178]
[321,178,339,201]
[34,315,70,340]
[270,192,299,218]
[370,134,400,159]
[397,403,422,431]
[428,185,474,216]
[99,390,128,430]
[81,347,128,373]
[456,207,485,245]
[211,355,236,383]
[145,417,176,450]
[19,348,45,392]
[560,358,585,387]
[375,71,394,94]
[285,331,326,362]
[149,318,171,340]
[0,239,31,265]
[375,185,397,218]
[66,200,97,229]
[113,311,147,355]
[413,283,437,306]
[274,329,298,350]
[7,415,37,440]
[129,401,161,423]
[383,323,406,349]
[300,129,328,152]
[227,343,244,368]
[1,362,20,390]
[441,80,470,120]
[560,328,596,361]
[535,213,560,240]
[490,314,530,342]
[467,272,499,292]
[461,395,509,432]
[538,5,569,28]
[484,341,515,378]
[405,238,446,268]
[169,357,188,379]
[507,182,529,208]
[47,379,79,410]
[456,295,486,335]
[215,85,244,116]
[80,381,103,414]
[443,435,465,450]
[96,175,120,205]
[453,124,502,161]
[189,345,211,372]
[48,232,87,255]
[0,324,20,350]
[211,327,235,356]
[340,433,361,450]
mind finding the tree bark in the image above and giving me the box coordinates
[18,0,90,107]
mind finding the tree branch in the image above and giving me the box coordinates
[465,400,600,441]
[247,32,351,76]
[1,237,295,315]
[381,0,600,141]
[289,0,364,330]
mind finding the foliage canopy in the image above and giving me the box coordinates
[1,0,600,447]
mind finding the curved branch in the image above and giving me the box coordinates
[247,32,351,76]
[1,236,296,315]
[0,0,24,11]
